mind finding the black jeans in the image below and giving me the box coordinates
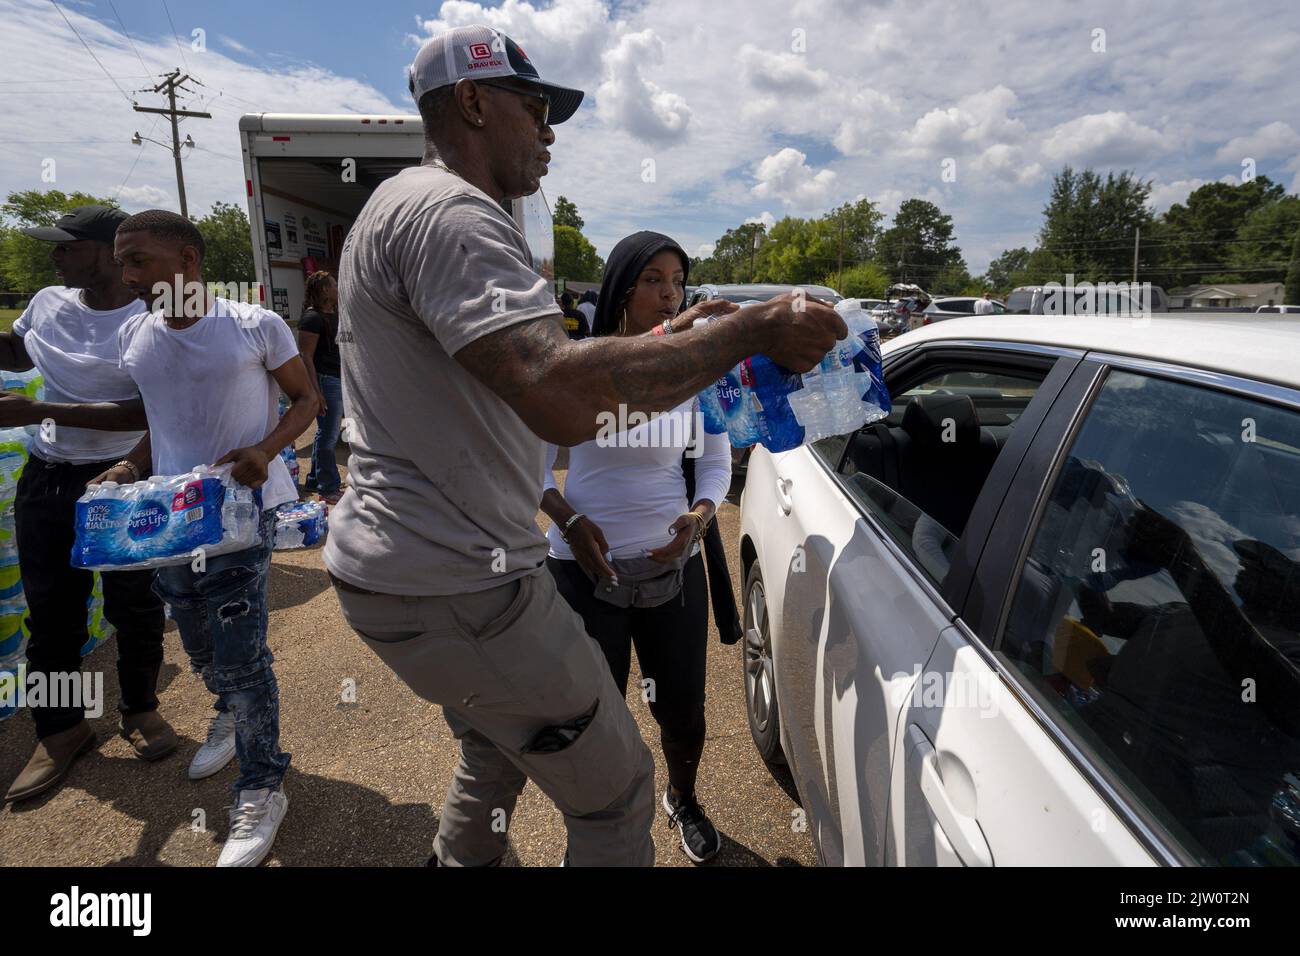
[16,452,166,738]
[547,552,709,796]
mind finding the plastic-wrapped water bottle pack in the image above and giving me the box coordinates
[273,499,328,550]
[698,300,892,453]
[71,464,262,571]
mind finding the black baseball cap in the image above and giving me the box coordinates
[409,25,584,125]
[22,205,128,245]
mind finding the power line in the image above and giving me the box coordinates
[108,0,153,76]
[48,0,133,105]
[161,0,190,72]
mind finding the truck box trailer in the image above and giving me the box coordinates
[238,112,555,328]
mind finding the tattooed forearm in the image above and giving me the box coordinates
[455,307,771,445]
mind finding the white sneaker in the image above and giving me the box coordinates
[188,710,237,780]
[216,786,288,867]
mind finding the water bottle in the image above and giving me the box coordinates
[692,304,763,446]
[692,298,891,453]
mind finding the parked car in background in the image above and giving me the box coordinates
[685,283,843,307]
[1256,304,1300,314]
[1006,284,1168,314]
[738,312,1300,866]
[922,295,1009,323]
[883,283,933,334]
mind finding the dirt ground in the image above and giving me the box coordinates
[0,433,814,867]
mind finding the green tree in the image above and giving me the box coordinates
[1151,175,1284,287]
[698,222,766,284]
[1285,223,1300,306]
[1037,166,1153,281]
[553,196,584,231]
[982,247,1032,292]
[1227,194,1300,283]
[0,189,119,291]
[554,224,603,282]
[876,199,964,287]
[828,262,889,299]
[931,260,974,295]
[194,202,254,284]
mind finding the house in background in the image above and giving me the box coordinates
[1168,282,1286,310]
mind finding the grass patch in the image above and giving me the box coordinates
[0,309,21,333]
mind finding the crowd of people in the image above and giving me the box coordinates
[0,23,846,867]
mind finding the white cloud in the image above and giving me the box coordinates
[903,86,1026,157]
[745,210,777,229]
[751,149,836,209]
[1040,111,1166,166]
[1214,121,1300,163]
[1147,178,1208,213]
[694,242,715,257]
[219,35,254,57]
[596,30,692,144]
[114,184,172,208]
[737,44,829,95]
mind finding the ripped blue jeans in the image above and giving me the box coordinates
[153,508,290,795]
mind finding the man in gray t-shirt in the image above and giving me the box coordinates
[326,25,845,867]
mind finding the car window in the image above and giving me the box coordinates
[826,360,1049,583]
[991,301,1008,314]
[1000,369,1300,865]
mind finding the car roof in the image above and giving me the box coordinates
[883,314,1300,391]
[701,283,839,296]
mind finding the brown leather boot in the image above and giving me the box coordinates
[118,710,179,761]
[4,721,96,802]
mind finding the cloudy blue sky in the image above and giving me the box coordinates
[2,0,1298,273]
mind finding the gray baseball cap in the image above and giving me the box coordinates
[409,24,584,125]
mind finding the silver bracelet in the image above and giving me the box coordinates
[560,512,586,542]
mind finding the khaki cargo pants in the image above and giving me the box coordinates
[333,568,655,866]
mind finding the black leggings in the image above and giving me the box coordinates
[547,553,709,796]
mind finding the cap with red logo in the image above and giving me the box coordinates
[409,24,584,125]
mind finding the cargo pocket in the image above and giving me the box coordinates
[518,692,648,817]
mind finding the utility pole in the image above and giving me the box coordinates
[133,69,211,218]
[1132,227,1140,285]
[749,223,760,280]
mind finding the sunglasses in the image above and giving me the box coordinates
[476,79,550,128]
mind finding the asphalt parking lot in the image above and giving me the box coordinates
[0,436,814,867]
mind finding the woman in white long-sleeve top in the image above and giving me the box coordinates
[541,231,734,864]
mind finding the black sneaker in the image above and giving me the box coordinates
[663,789,721,863]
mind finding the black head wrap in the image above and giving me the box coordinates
[591,231,689,337]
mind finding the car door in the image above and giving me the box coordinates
[766,342,1079,865]
[757,438,952,866]
[893,356,1300,866]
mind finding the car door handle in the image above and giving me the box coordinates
[775,476,793,514]
[910,727,993,867]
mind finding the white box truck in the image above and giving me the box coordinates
[238,112,555,328]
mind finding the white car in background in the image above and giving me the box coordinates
[738,313,1300,866]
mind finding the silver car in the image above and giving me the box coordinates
[739,313,1300,866]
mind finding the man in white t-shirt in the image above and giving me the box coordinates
[973,292,996,315]
[0,205,178,806]
[105,209,318,868]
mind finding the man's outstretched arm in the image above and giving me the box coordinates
[455,293,845,446]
